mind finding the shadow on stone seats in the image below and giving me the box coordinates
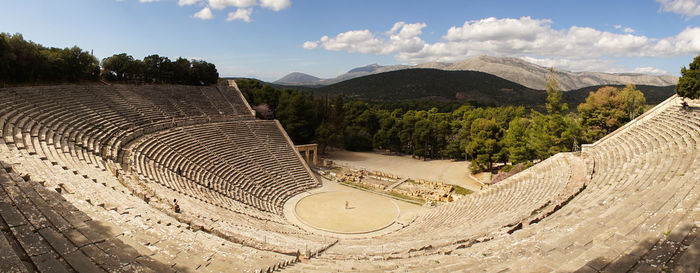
[576,224,698,273]
[0,162,189,273]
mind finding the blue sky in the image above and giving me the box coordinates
[1,0,700,81]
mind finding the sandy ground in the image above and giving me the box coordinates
[295,191,399,233]
[324,150,484,191]
[316,176,423,225]
[283,175,424,238]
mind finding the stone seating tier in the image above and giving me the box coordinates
[126,120,319,215]
[0,83,327,271]
[282,96,700,272]
[2,83,697,272]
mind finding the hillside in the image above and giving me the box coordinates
[314,69,545,106]
[274,72,321,85]
[313,68,676,108]
[448,55,678,90]
[274,55,677,91]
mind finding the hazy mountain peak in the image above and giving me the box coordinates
[347,64,384,73]
[274,72,321,85]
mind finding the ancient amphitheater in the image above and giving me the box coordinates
[0,81,697,272]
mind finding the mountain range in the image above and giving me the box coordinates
[274,55,678,91]
[308,68,675,108]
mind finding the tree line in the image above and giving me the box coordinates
[101,53,218,85]
[1,32,218,85]
[238,68,649,174]
[0,33,100,83]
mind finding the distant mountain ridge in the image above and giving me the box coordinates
[348,64,383,73]
[273,72,321,85]
[275,55,678,91]
[313,69,543,105]
[311,68,675,108]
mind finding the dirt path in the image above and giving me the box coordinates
[324,150,484,191]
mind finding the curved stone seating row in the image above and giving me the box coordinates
[0,85,312,216]
[0,161,163,272]
[283,97,700,272]
[128,120,319,215]
[124,120,330,254]
[0,126,300,273]
[0,83,324,271]
[443,100,700,272]
[127,165,334,255]
[0,85,253,212]
[322,152,583,259]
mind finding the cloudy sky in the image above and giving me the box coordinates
[1,0,700,81]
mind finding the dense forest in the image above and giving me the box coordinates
[0,33,218,85]
[237,70,648,173]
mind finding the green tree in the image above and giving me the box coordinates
[676,54,700,99]
[6,33,43,82]
[413,118,435,158]
[526,111,559,160]
[143,54,173,83]
[252,84,281,111]
[328,95,346,148]
[276,90,316,143]
[0,33,11,82]
[545,67,568,115]
[561,113,583,151]
[189,59,219,85]
[314,122,332,154]
[523,68,580,159]
[620,84,646,120]
[344,126,373,151]
[102,53,138,81]
[466,118,500,173]
[578,86,632,142]
[0,33,99,83]
[503,117,533,164]
[172,57,192,84]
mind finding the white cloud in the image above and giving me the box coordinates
[178,0,199,6]
[193,7,214,19]
[632,66,670,75]
[302,41,318,49]
[614,25,635,33]
[305,21,427,55]
[651,26,700,55]
[208,0,256,10]
[177,0,290,21]
[657,0,700,17]
[162,0,291,21]
[316,30,384,54]
[260,0,291,11]
[303,16,700,72]
[443,17,551,42]
[226,8,252,22]
[139,0,159,2]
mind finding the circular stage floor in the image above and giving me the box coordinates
[294,191,400,234]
